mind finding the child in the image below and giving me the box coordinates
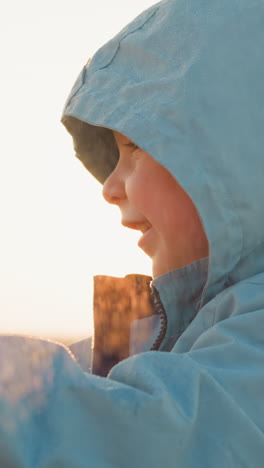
[1,0,264,466]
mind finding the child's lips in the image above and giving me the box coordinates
[122,220,152,233]
[121,220,154,252]
[139,222,152,234]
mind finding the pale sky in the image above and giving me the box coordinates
[0,0,156,341]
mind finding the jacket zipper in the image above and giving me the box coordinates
[150,286,168,351]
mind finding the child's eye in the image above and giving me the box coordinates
[124,142,140,152]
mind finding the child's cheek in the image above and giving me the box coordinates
[127,171,151,208]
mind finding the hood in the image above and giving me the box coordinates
[61,0,264,305]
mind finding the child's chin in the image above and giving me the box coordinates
[137,227,156,256]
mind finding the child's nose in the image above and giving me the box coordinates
[102,167,126,205]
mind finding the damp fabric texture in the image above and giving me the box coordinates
[1,0,264,466]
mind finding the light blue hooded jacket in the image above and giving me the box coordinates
[1,0,264,466]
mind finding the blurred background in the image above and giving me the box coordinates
[0,0,155,344]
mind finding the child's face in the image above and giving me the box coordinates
[103,131,208,278]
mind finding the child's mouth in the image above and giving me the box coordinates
[122,219,154,253]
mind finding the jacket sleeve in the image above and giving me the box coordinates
[69,336,93,373]
[0,311,263,468]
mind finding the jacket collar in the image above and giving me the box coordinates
[91,258,208,376]
[152,257,209,351]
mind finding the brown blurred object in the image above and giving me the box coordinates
[93,274,153,376]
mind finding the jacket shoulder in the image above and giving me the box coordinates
[213,270,264,323]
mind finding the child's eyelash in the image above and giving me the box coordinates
[124,142,140,151]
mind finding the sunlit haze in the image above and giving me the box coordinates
[0,0,155,341]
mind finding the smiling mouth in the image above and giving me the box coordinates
[121,220,154,254]
[122,221,152,233]
[139,222,152,234]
